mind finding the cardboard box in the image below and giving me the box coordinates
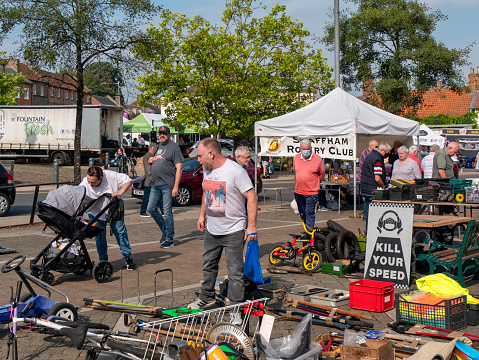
[340,340,394,360]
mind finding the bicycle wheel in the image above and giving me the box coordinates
[302,250,322,272]
[269,246,285,266]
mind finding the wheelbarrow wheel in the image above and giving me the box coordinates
[48,302,78,321]
[336,231,360,259]
[93,261,113,283]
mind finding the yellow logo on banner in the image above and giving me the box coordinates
[268,138,280,153]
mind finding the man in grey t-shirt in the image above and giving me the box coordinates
[147,126,184,248]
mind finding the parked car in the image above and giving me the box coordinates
[188,139,234,158]
[131,157,263,206]
[0,162,16,217]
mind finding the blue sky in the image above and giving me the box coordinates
[1,0,477,103]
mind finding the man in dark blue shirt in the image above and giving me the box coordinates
[360,142,391,229]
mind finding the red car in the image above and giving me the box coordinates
[131,157,263,206]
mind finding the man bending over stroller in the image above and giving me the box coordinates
[80,166,136,270]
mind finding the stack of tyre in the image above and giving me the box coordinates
[314,220,361,263]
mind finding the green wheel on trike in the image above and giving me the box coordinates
[302,250,322,272]
[269,246,286,266]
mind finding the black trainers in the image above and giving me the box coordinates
[160,234,167,244]
[125,257,136,270]
[160,241,174,249]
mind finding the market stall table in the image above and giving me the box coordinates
[320,180,357,214]
[374,200,479,217]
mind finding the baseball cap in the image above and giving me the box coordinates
[158,126,170,134]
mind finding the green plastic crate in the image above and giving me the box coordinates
[374,189,389,200]
[321,262,348,276]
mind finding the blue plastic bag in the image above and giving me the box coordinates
[243,240,264,285]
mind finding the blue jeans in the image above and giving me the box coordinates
[140,186,151,214]
[200,230,245,304]
[294,193,318,232]
[362,194,375,230]
[147,184,174,242]
[88,214,132,261]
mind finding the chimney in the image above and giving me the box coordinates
[115,95,121,105]
[362,69,374,98]
[437,81,442,88]
[469,66,479,92]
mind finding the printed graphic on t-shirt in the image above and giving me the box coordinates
[204,179,226,217]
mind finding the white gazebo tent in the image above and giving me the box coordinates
[413,124,446,149]
[254,88,420,215]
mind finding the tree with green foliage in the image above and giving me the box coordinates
[0,53,25,105]
[322,0,472,116]
[0,0,160,182]
[84,61,125,103]
[135,0,334,140]
[420,112,478,127]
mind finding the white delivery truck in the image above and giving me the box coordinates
[0,105,123,165]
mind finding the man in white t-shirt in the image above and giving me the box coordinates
[188,139,258,319]
[80,167,136,269]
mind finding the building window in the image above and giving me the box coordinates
[24,88,29,100]
[40,85,44,97]
[50,88,54,97]
[65,90,68,99]
[32,84,36,96]
[16,87,20,99]
[57,89,61,98]
[75,92,78,101]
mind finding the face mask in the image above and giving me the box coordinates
[302,150,311,158]
[374,147,379,151]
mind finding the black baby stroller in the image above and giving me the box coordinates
[30,185,121,284]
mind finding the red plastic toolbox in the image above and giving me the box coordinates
[349,279,395,313]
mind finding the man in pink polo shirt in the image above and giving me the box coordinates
[293,139,325,232]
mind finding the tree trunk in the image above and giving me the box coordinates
[74,46,84,184]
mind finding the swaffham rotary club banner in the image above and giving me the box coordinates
[259,134,355,160]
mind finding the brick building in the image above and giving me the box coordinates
[123,95,163,120]
[5,59,92,106]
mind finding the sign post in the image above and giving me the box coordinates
[364,203,414,289]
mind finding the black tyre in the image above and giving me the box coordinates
[47,302,78,321]
[41,271,55,285]
[51,151,67,166]
[327,220,348,234]
[336,231,360,259]
[106,338,162,359]
[314,232,326,252]
[324,232,340,262]
[174,185,192,206]
[0,192,11,217]
[302,250,322,272]
[92,261,113,283]
[269,246,285,266]
[73,262,89,275]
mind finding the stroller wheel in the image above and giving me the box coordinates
[93,261,113,283]
[41,271,54,285]
[31,268,41,278]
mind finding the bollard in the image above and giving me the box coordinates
[53,159,59,184]
[89,157,94,168]
[105,152,110,169]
